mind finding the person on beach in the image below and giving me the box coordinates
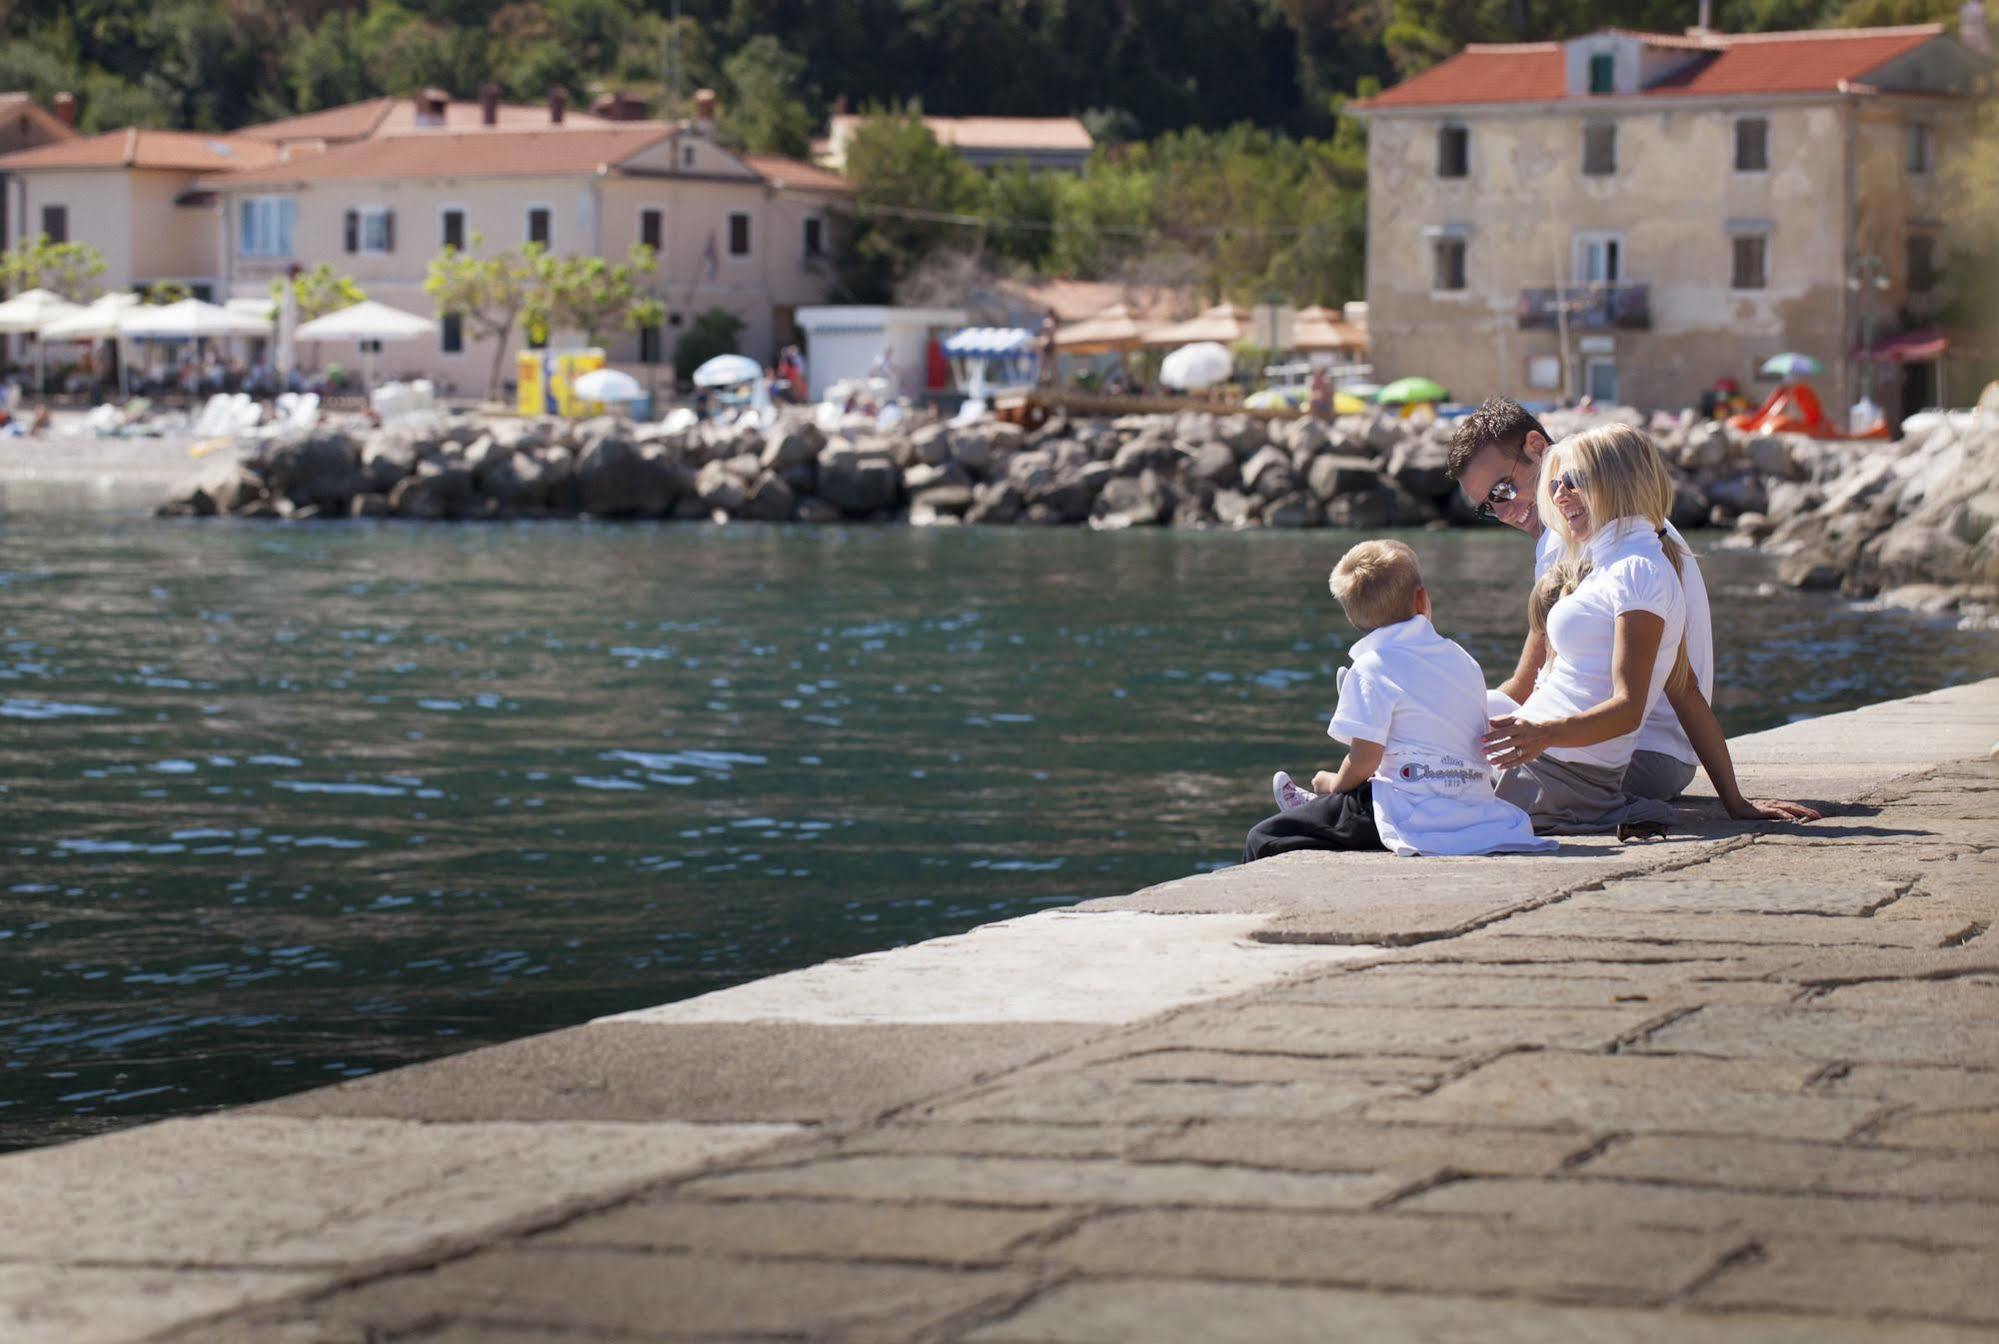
[1449,399,1818,824]
[1480,423,1818,830]
[1246,539,1555,861]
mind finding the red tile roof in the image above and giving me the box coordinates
[239,97,615,144]
[201,126,677,187]
[1355,24,1947,109]
[1651,25,1944,96]
[0,128,279,172]
[742,153,852,193]
[830,114,1093,153]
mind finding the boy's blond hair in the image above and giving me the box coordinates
[1329,538,1424,631]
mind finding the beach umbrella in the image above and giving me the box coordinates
[571,367,645,403]
[121,298,273,340]
[39,292,140,341]
[1340,381,1383,401]
[1055,303,1148,355]
[1141,302,1251,349]
[1290,305,1367,355]
[1159,341,1234,391]
[1759,351,1823,380]
[0,288,80,332]
[692,352,762,388]
[1377,376,1449,406]
[295,300,436,397]
[1333,391,1370,415]
[0,289,84,395]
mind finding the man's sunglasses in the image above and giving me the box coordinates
[1474,477,1517,521]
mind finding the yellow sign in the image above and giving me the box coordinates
[516,349,607,416]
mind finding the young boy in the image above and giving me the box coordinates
[1246,539,1555,861]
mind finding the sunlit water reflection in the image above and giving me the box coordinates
[3,508,1994,1149]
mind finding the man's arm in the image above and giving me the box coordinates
[1312,738,1384,797]
[1665,680,1822,822]
[1497,629,1548,705]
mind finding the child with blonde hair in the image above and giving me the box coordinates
[1249,539,1553,860]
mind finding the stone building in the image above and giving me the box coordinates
[1349,16,1991,415]
[0,91,850,392]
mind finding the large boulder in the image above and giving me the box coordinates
[1212,489,1257,528]
[480,451,557,510]
[1030,470,1099,523]
[907,423,954,466]
[1184,440,1239,489]
[575,435,649,516]
[1262,491,1321,529]
[1746,435,1804,482]
[761,420,825,470]
[1385,435,1454,500]
[1306,454,1383,503]
[1324,483,1400,529]
[1240,446,1294,497]
[739,471,796,522]
[695,460,748,513]
[263,431,361,509]
[965,480,1024,525]
[1090,471,1169,528]
[817,450,902,516]
[359,431,419,492]
[903,461,970,495]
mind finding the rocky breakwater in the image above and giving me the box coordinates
[1733,415,1999,613]
[158,405,1809,534]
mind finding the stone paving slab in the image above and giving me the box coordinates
[0,1265,318,1344]
[1033,1206,1737,1302]
[1398,1174,1999,1246]
[6,677,1999,1343]
[254,1020,1105,1124]
[963,1278,1998,1343]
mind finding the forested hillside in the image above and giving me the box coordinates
[0,0,1961,139]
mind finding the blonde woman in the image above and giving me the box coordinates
[1483,424,1818,831]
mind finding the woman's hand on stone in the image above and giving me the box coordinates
[1484,715,1555,769]
[1728,797,1822,822]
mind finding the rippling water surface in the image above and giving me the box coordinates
[3,505,1995,1150]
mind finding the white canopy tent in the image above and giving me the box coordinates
[293,300,437,396]
[0,288,85,395]
[115,299,273,399]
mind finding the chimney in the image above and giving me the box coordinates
[589,91,647,122]
[51,91,78,127]
[414,87,448,127]
[548,85,567,125]
[693,88,718,138]
[479,82,500,126]
[1963,1,1990,54]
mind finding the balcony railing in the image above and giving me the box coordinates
[1518,283,1650,331]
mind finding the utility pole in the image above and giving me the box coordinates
[1847,253,1889,410]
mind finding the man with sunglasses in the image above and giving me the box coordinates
[1446,397,1712,803]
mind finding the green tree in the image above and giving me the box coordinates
[836,107,984,302]
[1942,95,1999,393]
[286,10,373,115]
[144,279,191,305]
[673,307,746,383]
[0,234,107,301]
[538,245,659,345]
[272,263,366,323]
[424,236,546,401]
[719,35,815,158]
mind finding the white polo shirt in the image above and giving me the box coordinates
[1521,518,1688,771]
[1330,614,1556,857]
[1534,521,1710,764]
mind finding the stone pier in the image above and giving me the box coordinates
[4,679,1997,1342]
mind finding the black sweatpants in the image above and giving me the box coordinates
[1242,782,1384,864]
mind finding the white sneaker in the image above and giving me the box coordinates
[1272,770,1317,812]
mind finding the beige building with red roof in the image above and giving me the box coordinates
[0,91,851,393]
[821,114,1093,172]
[1349,17,1990,418]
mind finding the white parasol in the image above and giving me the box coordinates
[692,352,762,388]
[571,367,645,403]
[120,298,273,339]
[294,300,437,397]
[0,289,85,395]
[1159,341,1234,391]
